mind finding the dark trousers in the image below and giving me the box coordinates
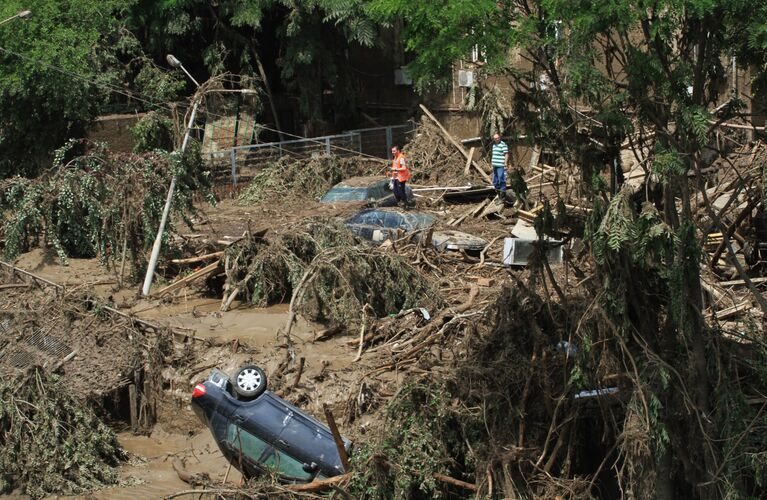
[393,179,407,203]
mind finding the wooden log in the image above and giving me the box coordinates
[171,251,224,265]
[419,104,492,183]
[464,147,475,175]
[717,276,767,287]
[155,260,221,297]
[287,473,352,492]
[143,379,153,427]
[713,301,752,320]
[323,404,351,472]
[433,473,478,492]
[291,357,305,389]
[129,384,138,433]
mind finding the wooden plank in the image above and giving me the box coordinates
[713,301,752,320]
[171,251,224,265]
[155,260,221,297]
[464,147,475,175]
[419,104,492,183]
[323,404,351,472]
[528,145,541,170]
[718,276,767,287]
[129,384,138,433]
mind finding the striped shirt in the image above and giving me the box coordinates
[491,140,508,168]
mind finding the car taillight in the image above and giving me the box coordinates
[192,383,206,398]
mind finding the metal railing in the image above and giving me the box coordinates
[205,123,415,186]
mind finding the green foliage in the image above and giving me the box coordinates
[349,382,468,499]
[223,219,442,325]
[368,0,500,92]
[0,367,126,497]
[0,0,132,177]
[132,111,176,152]
[129,0,377,126]
[0,140,210,274]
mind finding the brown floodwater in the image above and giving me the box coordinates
[89,427,242,499]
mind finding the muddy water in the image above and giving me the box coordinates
[89,427,242,499]
[135,298,316,346]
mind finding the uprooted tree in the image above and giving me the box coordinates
[365,0,767,498]
[0,139,212,277]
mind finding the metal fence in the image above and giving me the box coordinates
[205,123,415,186]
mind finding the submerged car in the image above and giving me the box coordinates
[320,176,414,207]
[191,365,351,483]
[345,208,488,252]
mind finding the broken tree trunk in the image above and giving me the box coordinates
[419,104,492,183]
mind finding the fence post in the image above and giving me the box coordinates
[230,148,237,186]
[325,137,331,155]
[386,126,393,158]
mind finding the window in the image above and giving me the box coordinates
[226,424,270,462]
[262,450,314,481]
[227,424,313,481]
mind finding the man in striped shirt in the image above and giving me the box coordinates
[491,133,509,199]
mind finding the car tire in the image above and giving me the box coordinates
[233,364,267,400]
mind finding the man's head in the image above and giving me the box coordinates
[391,145,401,156]
[492,133,501,144]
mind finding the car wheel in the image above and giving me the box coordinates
[233,364,267,399]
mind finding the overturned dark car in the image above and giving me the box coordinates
[191,365,351,483]
[345,208,488,252]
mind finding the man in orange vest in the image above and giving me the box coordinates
[390,145,411,207]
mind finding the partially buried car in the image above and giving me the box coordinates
[320,176,414,207]
[345,208,488,252]
[191,365,351,483]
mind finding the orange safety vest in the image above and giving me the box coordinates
[391,152,410,182]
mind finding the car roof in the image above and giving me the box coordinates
[331,176,386,188]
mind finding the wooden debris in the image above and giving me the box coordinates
[286,473,352,492]
[171,251,224,265]
[419,104,492,183]
[718,276,767,287]
[710,199,758,268]
[712,301,752,320]
[433,472,478,492]
[476,277,495,287]
[464,147,475,175]
[155,261,221,297]
[323,404,351,471]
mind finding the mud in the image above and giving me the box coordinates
[91,426,242,499]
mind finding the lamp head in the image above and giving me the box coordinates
[18,10,31,18]
[166,54,182,69]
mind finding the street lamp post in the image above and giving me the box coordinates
[0,9,31,27]
[141,54,202,297]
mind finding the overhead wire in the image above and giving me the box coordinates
[0,44,397,161]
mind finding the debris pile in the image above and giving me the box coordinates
[0,139,210,274]
[220,218,442,326]
[238,154,384,205]
[0,367,126,497]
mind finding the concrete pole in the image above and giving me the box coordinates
[141,99,200,296]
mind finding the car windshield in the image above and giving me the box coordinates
[320,186,369,202]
